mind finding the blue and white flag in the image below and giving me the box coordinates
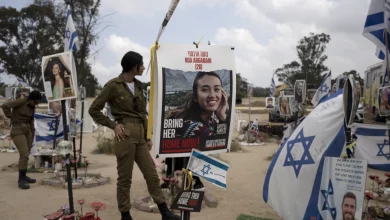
[64,5,79,52]
[353,123,390,171]
[34,113,81,145]
[311,71,332,107]
[270,78,275,97]
[187,149,230,189]
[263,89,346,220]
[363,0,390,59]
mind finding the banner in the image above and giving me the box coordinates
[154,44,236,157]
[318,157,367,220]
[263,89,346,220]
[353,123,390,171]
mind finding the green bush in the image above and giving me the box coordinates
[92,133,115,155]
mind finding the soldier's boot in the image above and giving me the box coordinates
[18,170,30,190]
[158,202,181,220]
[120,211,133,220]
[25,174,36,184]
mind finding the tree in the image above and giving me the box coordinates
[236,73,248,100]
[0,0,107,97]
[276,33,331,87]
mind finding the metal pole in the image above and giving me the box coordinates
[78,87,85,167]
[61,100,74,213]
[72,136,78,180]
[52,115,59,150]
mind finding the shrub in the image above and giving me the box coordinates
[92,133,115,155]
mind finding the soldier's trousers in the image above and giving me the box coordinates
[10,124,33,170]
[115,120,165,213]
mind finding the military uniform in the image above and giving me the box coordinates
[89,74,179,220]
[1,97,36,189]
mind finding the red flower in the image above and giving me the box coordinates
[91,202,106,211]
[376,179,384,185]
[375,175,380,180]
[170,177,176,183]
[72,160,76,164]
[365,192,376,200]
[85,160,89,164]
[62,213,77,220]
[385,173,390,177]
[369,175,376,180]
[78,199,85,205]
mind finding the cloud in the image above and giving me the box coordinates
[212,0,379,87]
[89,34,151,86]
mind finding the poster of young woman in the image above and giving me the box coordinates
[153,44,236,158]
[41,51,77,105]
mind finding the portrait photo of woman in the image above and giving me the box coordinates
[165,71,230,139]
[279,96,291,116]
[42,52,76,102]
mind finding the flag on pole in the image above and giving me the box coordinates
[263,89,346,220]
[187,149,230,189]
[353,123,390,171]
[64,5,79,52]
[363,0,390,51]
[269,78,275,96]
[311,71,332,107]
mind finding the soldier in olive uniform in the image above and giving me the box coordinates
[89,51,180,220]
[1,90,42,190]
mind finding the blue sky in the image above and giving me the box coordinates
[0,0,380,88]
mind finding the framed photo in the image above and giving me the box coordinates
[265,97,275,109]
[294,80,306,104]
[378,86,390,116]
[279,96,293,117]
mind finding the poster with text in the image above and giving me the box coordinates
[42,51,77,106]
[318,157,367,220]
[154,44,236,158]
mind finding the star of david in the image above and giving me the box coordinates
[319,83,329,94]
[65,28,71,40]
[201,164,211,176]
[48,120,57,131]
[377,139,390,161]
[321,179,337,220]
[283,128,315,178]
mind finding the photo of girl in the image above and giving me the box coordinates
[160,68,232,155]
[379,86,390,116]
[279,96,292,116]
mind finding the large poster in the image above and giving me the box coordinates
[294,80,306,103]
[154,44,236,158]
[42,51,77,113]
[318,157,367,220]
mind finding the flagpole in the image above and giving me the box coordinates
[384,27,390,148]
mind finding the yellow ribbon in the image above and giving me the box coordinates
[341,141,357,159]
[147,42,160,140]
[182,168,193,190]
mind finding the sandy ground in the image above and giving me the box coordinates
[0,97,388,220]
[0,125,282,220]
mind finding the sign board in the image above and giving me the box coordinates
[294,80,306,104]
[153,44,236,158]
[318,157,367,220]
[378,85,390,116]
[343,75,357,127]
[170,190,205,212]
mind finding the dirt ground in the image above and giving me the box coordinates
[0,97,388,220]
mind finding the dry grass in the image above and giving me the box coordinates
[92,133,115,155]
[230,140,243,152]
[210,153,230,164]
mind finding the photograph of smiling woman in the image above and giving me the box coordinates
[166,71,229,138]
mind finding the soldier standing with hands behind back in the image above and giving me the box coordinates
[1,90,42,190]
[89,51,180,220]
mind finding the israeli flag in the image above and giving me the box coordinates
[34,113,81,145]
[311,71,332,107]
[263,89,346,220]
[353,123,390,171]
[187,149,230,189]
[64,5,79,52]
[363,0,390,59]
[270,78,275,96]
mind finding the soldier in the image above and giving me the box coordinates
[89,51,180,220]
[1,90,42,190]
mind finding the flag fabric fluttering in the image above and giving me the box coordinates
[311,71,332,107]
[263,89,346,220]
[64,5,79,52]
[353,123,390,171]
[269,78,275,97]
[34,113,81,145]
[187,149,230,189]
[363,0,390,55]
